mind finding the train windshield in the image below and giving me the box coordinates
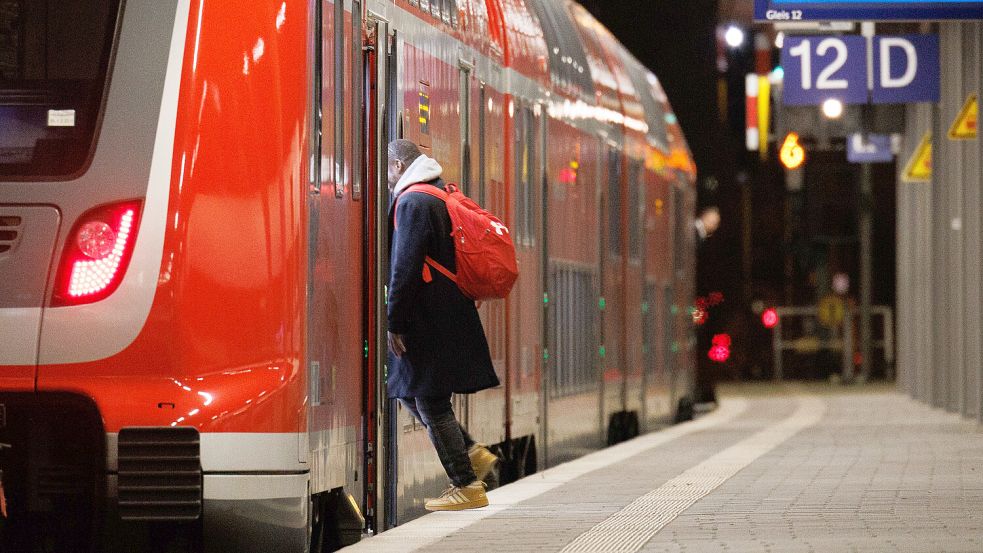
[0,0,122,179]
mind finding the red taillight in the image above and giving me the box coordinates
[52,200,142,306]
[708,333,732,363]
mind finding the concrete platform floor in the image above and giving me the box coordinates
[344,383,983,552]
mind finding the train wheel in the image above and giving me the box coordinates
[309,493,331,553]
[625,412,640,439]
[522,438,537,477]
[606,413,625,445]
[673,396,695,423]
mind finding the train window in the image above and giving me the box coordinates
[525,0,595,100]
[607,150,622,256]
[333,0,345,198]
[441,0,452,24]
[0,0,122,179]
[514,105,536,246]
[351,0,363,200]
[459,66,471,195]
[621,54,669,150]
[419,0,431,16]
[628,160,643,261]
[319,1,334,192]
[549,265,598,398]
[477,84,487,207]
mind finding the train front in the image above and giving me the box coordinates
[1,1,310,551]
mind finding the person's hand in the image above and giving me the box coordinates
[388,331,407,357]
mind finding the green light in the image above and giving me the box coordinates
[364,341,369,359]
[670,305,680,315]
[599,345,606,358]
[670,341,680,353]
[642,302,650,314]
[599,297,606,310]
[544,293,549,305]
[543,348,549,360]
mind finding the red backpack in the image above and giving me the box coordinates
[396,183,518,300]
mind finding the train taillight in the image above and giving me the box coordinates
[52,200,142,306]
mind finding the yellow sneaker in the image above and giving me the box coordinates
[424,481,488,511]
[468,444,498,482]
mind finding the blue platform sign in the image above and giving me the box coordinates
[872,35,940,103]
[781,36,868,105]
[847,134,895,163]
[781,34,940,105]
[755,0,983,21]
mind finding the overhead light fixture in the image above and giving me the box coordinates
[822,98,844,119]
[724,25,745,49]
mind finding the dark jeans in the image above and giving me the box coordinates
[399,396,477,488]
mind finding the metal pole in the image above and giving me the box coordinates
[859,158,873,382]
[773,318,783,381]
[842,313,854,381]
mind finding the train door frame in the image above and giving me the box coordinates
[595,136,607,446]
[537,101,550,468]
[453,59,475,434]
[363,8,398,533]
[362,10,392,532]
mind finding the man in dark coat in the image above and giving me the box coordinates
[386,139,500,511]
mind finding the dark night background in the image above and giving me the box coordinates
[579,0,898,389]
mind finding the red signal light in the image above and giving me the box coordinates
[53,200,142,306]
[708,333,731,363]
[762,307,779,329]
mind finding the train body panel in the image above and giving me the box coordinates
[0,0,697,549]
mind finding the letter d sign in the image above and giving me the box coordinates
[872,35,940,104]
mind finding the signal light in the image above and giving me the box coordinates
[780,132,805,170]
[708,333,731,363]
[53,200,142,306]
[762,307,779,329]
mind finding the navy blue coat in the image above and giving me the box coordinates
[386,179,499,399]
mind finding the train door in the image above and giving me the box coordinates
[667,184,685,410]
[537,102,550,468]
[508,101,543,468]
[307,0,368,545]
[452,61,474,439]
[601,145,626,445]
[624,159,645,437]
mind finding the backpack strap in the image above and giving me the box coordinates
[394,183,458,285]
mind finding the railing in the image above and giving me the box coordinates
[771,305,894,382]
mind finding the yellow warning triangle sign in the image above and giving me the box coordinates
[903,132,932,183]
[948,94,977,140]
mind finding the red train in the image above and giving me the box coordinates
[0,0,697,551]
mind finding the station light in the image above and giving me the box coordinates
[762,308,779,329]
[774,31,785,49]
[724,25,745,49]
[822,98,844,119]
[780,132,806,170]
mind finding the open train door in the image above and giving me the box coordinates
[363,9,398,534]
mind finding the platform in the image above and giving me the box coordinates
[344,383,983,552]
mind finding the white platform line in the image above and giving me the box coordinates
[560,395,827,553]
[343,398,749,552]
